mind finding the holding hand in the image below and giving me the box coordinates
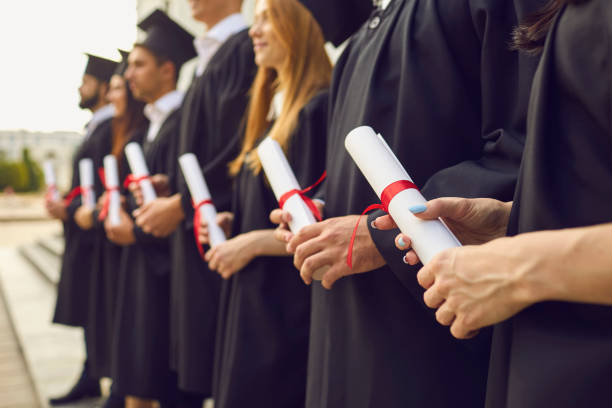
[133,194,184,238]
[45,198,67,221]
[269,200,325,244]
[198,212,233,245]
[128,173,171,207]
[205,232,258,279]
[74,206,94,230]
[105,207,136,245]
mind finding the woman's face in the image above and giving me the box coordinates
[107,75,127,117]
[249,0,287,71]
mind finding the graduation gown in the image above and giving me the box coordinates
[112,111,180,400]
[168,28,256,395]
[53,118,112,327]
[86,128,146,379]
[215,91,328,408]
[486,1,612,406]
[308,1,545,407]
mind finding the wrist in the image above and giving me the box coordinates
[171,194,185,220]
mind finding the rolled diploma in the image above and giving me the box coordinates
[103,155,121,226]
[43,160,60,201]
[178,153,226,247]
[345,126,461,264]
[79,158,96,208]
[257,137,327,281]
[124,142,157,204]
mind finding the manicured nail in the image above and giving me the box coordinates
[370,220,378,229]
[398,236,406,248]
[402,254,410,264]
[409,204,427,214]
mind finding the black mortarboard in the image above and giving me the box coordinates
[115,49,130,76]
[299,0,373,46]
[136,9,196,69]
[84,54,119,83]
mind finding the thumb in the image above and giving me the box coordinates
[411,197,469,222]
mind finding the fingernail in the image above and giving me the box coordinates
[409,204,427,214]
[402,254,409,264]
[370,220,377,230]
[398,237,406,248]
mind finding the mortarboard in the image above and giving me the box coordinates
[115,49,130,76]
[84,53,119,83]
[299,0,373,46]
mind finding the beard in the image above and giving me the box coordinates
[79,89,101,110]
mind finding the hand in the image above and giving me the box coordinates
[287,215,386,289]
[45,198,67,221]
[374,197,512,265]
[128,174,171,207]
[198,212,234,245]
[417,234,545,339]
[204,232,258,279]
[105,208,136,245]
[269,200,325,243]
[74,206,94,230]
[133,194,184,238]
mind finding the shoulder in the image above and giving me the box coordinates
[300,89,329,120]
[209,29,255,71]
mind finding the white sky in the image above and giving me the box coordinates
[0,0,138,132]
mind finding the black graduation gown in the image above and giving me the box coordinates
[86,128,147,379]
[308,1,544,407]
[53,118,113,327]
[168,29,256,395]
[112,111,180,400]
[486,2,612,406]
[215,91,328,408]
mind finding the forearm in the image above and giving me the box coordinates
[248,229,291,257]
[521,223,612,306]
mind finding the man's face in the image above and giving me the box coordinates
[124,46,166,103]
[188,0,227,22]
[78,74,102,110]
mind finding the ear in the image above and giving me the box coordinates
[160,60,177,84]
[99,81,110,98]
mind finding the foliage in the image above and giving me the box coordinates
[0,148,44,192]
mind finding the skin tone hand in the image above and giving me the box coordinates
[45,198,68,221]
[133,193,184,238]
[269,200,325,243]
[286,215,386,289]
[205,229,289,280]
[105,207,136,245]
[128,173,171,207]
[374,197,512,265]
[198,212,234,245]
[74,206,95,230]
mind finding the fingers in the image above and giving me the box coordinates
[411,197,469,221]
[423,283,445,309]
[299,251,333,285]
[133,201,152,219]
[287,222,324,253]
[416,263,435,289]
[294,234,327,271]
[321,264,347,290]
[450,319,480,340]
[269,208,292,225]
[435,302,456,326]
[395,234,412,251]
[372,214,397,230]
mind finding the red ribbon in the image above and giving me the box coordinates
[98,167,119,222]
[123,174,150,189]
[347,180,419,268]
[278,171,327,222]
[62,185,94,207]
[193,199,213,259]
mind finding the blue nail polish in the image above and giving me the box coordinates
[409,204,427,214]
[398,237,406,248]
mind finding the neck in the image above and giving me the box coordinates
[90,99,107,114]
[149,84,177,104]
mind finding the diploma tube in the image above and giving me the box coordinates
[178,153,226,247]
[345,126,461,264]
[103,155,121,226]
[257,137,327,281]
[78,158,96,208]
[43,160,60,201]
[124,142,157,204]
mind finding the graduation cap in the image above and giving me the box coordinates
[299,0,373,46]
[115,49,130,76]
[84,53,119,83]
[136,9,196,70]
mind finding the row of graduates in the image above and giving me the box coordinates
[45,0,612,407]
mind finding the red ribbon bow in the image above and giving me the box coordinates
[63,186,92,207]
[193,199,213,259]
[347,180,419,268]
[277,171,327,222]
[98,167,119,222]
[123,174,150,189]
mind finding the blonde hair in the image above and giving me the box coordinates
[229,0,332,175]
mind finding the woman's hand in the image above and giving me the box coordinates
[45,198,67,221]
[74,206,94,230]
[198,212,234,245]
[105,208,136,245]
[204,232,259,279]
[374,197,512,265]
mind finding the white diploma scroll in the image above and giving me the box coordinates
[178,153,226,247]
[345,126,461,264]
[103,155,121,226]
[124,142,157,205]
[257,137,327,281]
[78,158,96,209]
[43,160,60,201]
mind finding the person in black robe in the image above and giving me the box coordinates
[198,2,331,406]
[383,1,612,406]
[74,51,148,408]
[131,1,255,402]
[104,10,195,408]
[46,53,117,406]
[272,0,547,407]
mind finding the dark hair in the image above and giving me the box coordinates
[111,76,148,158]
[133,44,179,83]
[512,0,588,54]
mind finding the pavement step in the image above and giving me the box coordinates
[18,243,60,287]
[38,237,64,259]
[0,247,87,408]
